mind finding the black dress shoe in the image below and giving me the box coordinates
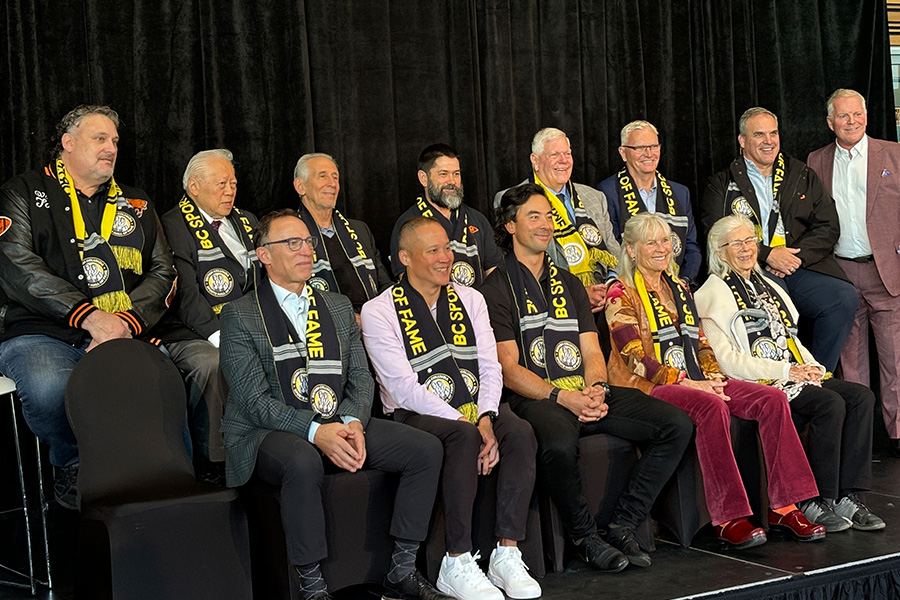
[576,532,629,573]
[605,524,651,567]
[382,570,454,600]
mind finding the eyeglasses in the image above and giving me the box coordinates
[720,236,760,250]
[621,144,661,153]
[263,236,318,251]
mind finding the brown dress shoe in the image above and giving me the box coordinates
[716,518,767,549]
[768,509,826,541]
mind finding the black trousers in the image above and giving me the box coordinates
[509,386,693,539]
[253,418,443,566]
[394,403,537,553]
[790,378,875,499]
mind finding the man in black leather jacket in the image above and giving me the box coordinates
[0,105,176,509]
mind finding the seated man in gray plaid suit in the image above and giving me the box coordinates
[219,208,451,600]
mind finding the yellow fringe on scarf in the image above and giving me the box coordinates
[550,375,585,392]
[92,290,133,313]
[111,245,143,275]
[212,303,226,315]
[574,248,619,286]
[458,402,480,424]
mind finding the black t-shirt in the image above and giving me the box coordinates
[480,256,597,369]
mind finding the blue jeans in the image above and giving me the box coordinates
[0,335,88,467]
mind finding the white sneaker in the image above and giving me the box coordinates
[437,552,504,600]
[488,545,541,599]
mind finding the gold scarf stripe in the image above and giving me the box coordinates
[533,174,593,277]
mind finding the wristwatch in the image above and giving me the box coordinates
[548,387,562,403]
[593,381,612,398]
[478,411,498,425]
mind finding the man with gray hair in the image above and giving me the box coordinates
[159,148,259,484]
[808,89,900,458]
[597,120,702,285]
[0,104,177,508]
[701,106,858,373]
[293,152,392,318]
[495,128,621,314]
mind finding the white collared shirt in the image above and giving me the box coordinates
[197,206,253,270]
[832,135,871,258]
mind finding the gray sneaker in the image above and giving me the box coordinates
[53,463,79,510]
[798,497,850,532]
[833,493,886,531]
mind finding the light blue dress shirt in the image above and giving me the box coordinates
[744,159,776,245]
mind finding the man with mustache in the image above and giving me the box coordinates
[390,144,502,288]
[0,104,177,509]
[701,107,858,373]
[808,89,900,461]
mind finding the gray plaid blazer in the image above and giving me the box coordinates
[219,286,373,487]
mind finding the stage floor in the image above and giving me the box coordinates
[3,438,900,599]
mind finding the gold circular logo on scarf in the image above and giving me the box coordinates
[203,268,234,298]
[308,276,329,291]
[310,384,338,418]
[751,337,780,361]
[730,197,754,218]
[460,369,479,396]
[554,340,582,371]
[83,257,110,289]
[529,337,546,368]
[290,368,308,401]
[578,224,602,246]
[425,373,455,403]
[562,242,585,265]
[671,233,683,256]
[451,261,476,286]
[663,346,686,370]
[111,212,137,237]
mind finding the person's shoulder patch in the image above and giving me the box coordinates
[0,216,12,237]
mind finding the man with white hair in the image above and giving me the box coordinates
[597,120,702,285]
[808,89,900,458]
[160,148,259,484]
[495,128,621,314]
[294,152,392,317]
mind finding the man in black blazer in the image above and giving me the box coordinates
[220,209,447,600]
[701,107,858,372]
[160,149,259,484]
[293,153,393,319]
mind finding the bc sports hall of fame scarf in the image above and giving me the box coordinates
[724,153,787,247]
[614,167,689,264]
[413,196,483,287]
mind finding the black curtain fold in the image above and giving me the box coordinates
[0,0,892,261]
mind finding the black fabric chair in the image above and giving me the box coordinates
[421,470,545,582]
[241,469,399,598]
[539,433,655,574]
[65,339,251,600]
[653,416,768,547]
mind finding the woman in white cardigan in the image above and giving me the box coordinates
[695,215,883,533]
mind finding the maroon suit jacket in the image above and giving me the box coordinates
[808,136,900,296]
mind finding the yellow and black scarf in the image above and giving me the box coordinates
[505,252,585,391]
[391,278,481,423]
[176,194,256,314]
[414,197,483,287]
[298,204,380,298]
[55,159,143,314]
[614,168,690,266]
[256,275,342,422]
[530,173,617,286]
[634,269,704,380]
[725,153,787,247]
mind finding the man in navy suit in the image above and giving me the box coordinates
[597,120,702,286]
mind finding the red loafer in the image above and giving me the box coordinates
[768,509,826,542]
[716,518,767,549]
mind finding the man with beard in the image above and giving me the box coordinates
[701,107,858,372]
[390,144,502,288]
[294,153,393,320]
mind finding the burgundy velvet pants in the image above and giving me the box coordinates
[651,379,819,525]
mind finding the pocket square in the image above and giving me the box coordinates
[883,169,891,177]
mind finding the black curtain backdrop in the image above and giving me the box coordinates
[0,0,892,261]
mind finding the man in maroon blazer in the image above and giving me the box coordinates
[808,88,900,455]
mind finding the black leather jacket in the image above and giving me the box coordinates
[0,166,177,345]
